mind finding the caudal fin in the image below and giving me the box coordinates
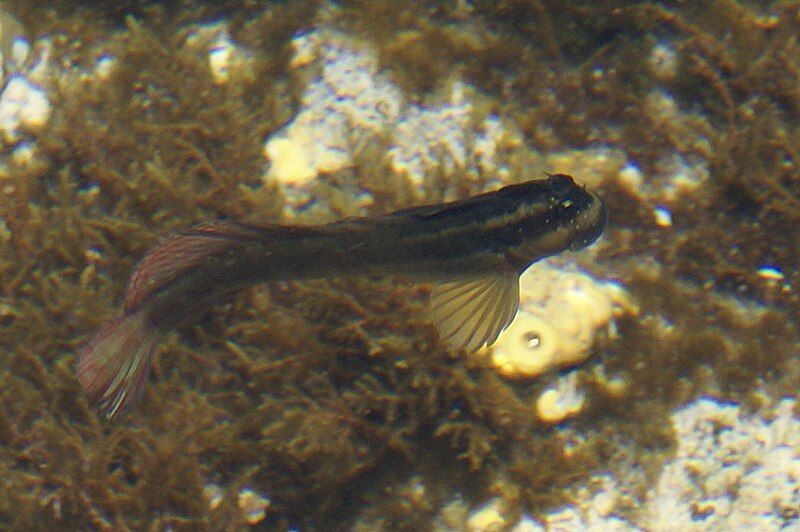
[76,311,161,419]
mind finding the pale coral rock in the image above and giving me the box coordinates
[466,498,508,532]
[756,265,785,282]
[644,397,800,531]
[389,81,471,187]
[0,11,25,73]
[238,487,271,525]
[491,310,566,378]
[389,81,508,189]
[0,18,51,143]
[653,206,673,227]
[647,42,678,81]
[535,371,586,423]
[500,396,800,532]
[653,151,709,198]
[542,475,637,532]
[592,365,629,398]
[490,262,633,379]
[184,21,253,84]
[617,162,644,194]
[265,29,510,204]
[510,515,545,532]
[473,114,508,173]
[9,36,28,67]
[93,54,116,80]
[263,134,319,186]
[0,75,50,142]
[208,29,236,83]
[203,483,223,511]
[264,30,401,190]
[434,496,470,531]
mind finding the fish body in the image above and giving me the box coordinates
[78,174,607,418]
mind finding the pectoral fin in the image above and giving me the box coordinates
[430,273,520,352]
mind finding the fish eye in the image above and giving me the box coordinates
[547,174,575,197]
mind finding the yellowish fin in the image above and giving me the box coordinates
[430,273,520,352]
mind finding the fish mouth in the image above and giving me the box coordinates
[568,192,608,251]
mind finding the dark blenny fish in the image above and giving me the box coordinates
[78,174,607,418]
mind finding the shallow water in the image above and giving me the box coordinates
[0,1,798,529]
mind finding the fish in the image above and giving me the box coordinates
[77,174,607,419]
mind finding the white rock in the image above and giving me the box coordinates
[10,36,28,67]
[648,43,678,81]
[238,487,270,525]
[490,262,633,379]
[94,54,116,80]
[0,75,50,142]
[535,371,586,423]
[466,498,507,532]
[208,30,235,83]
[644,397,800,531]
[653,206,673,227]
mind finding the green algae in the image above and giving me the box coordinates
[0,0,798,529]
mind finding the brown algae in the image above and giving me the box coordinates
[0,1,798,529]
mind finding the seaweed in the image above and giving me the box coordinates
[1,0,799,529]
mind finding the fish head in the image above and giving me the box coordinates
[560,186,608,252]
[502,174,607,269]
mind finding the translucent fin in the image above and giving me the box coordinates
[430,272,520,352]
[124,221,256,312]
[76,311,160,419]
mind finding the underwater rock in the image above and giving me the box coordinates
[537,396,800,530]
[208,29,237,84]
[184,21,253,85]
[203,483,224,511]
[465,497,508,532]
[644,396,800,530]
[509,516,544,532]
[643,90,713,199]
[389,81,506,189]
[490,262,633,379]
[647,42,679,82]
[264,30,402,189]
[491,310,570,379]
[526,475,634,530]
[0,10,26,79]
[238,487,271,525]
[652,205,673,228]
[263,29,510,210]
[93,54,116,80]
[651,149,709,200]
[0,14,51,145]
[756,265,785,282]
[0,75,49,142]
[617,162,645,194]
[535,370,586,424]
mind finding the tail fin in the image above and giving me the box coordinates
[76,311,161,419]
[77,221,271,418]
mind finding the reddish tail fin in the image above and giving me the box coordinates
[76,311,160,419]
[78,221,270,418]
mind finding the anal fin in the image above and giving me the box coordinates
[430,272,520,352]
